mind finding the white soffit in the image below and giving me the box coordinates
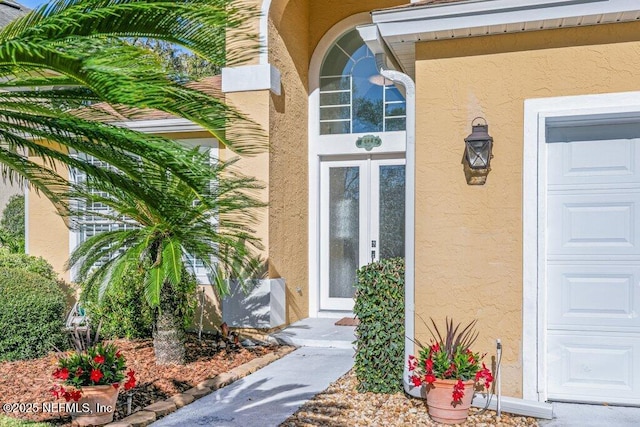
[372,0,640,78]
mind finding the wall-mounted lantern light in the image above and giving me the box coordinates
[463,117,494,185]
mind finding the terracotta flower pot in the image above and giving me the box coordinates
[70,384,119,426]
[425,379,475,425]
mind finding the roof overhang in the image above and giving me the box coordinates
[368,0,640,78]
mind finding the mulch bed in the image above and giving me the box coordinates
[0,333,278,426]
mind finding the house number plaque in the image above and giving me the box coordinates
[356,134,382,151]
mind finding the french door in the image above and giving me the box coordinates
[319,156,405,311]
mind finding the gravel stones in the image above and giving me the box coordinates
[281,370,539,427]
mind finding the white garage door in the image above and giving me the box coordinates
[546,122,640,405]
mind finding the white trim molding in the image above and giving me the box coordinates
[373,0,640,37]
[522,90,640,402]
[116,118,206,134]
[221,64,281,95]
[370,0,640,78]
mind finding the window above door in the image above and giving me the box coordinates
[319,29,406,136]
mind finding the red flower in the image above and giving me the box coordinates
[408,355,417,371]
[53,367,69,380]
[93,354,105,364]
[475,362,494,389]
[425,374,436,384]
[425,358,433,372]
[75,367,83,377]
[90,369,104,382]
[124,370,136,390]
[69,390,82,402]
[410,375,422,387]
[430,342,440,353]
[115,350,122,358]
[452,379,466,403]
[50,385,65,399]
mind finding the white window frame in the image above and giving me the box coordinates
[69,136,218,285]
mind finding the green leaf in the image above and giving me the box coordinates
[144,266,163,308]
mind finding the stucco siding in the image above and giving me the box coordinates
[268,0,310,323]
[414,21,640,397]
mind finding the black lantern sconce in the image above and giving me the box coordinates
[463,117,494,185]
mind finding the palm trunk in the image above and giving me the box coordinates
[152,281,186,365]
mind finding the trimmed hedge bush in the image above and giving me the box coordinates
[353,257,405,393]
[0,249,59,282]
[80,264,198,339]
[0,268,67,361]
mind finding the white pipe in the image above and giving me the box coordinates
[497,338,502,418]
[373,53,417,397]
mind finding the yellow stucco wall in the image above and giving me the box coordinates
[28,173,70,283]
[414,21,640,397]
[267,0,310,323]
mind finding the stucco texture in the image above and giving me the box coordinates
[414,21,640,397]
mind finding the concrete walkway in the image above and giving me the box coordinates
[150,318,640,426]
[151,318,355,427]
[540,402,640,426]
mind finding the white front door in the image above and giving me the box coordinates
[545,122,640,405]
[319,157,405,311]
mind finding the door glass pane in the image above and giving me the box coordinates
[379,165,405,259]
[329,167,360,298]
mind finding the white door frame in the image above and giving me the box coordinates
[308,13,406,317]
[319,156,406,311]
[523,91,640,402]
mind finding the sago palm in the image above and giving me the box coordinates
[0,0,263,208]
[66,148,264,364]
[0,0,266,364]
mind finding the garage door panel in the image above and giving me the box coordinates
[547,265,640,330]
[547,193,640,255]
[547,138,640,186]
[547,332,640,404]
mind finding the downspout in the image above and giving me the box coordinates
[373,53,419,398]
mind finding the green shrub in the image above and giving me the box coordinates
[0,249,59,282]
[353,257,405,393]
[80,263,198,339]
[0,195,25,253]
[0,268,67,361]
[1,195,24,237]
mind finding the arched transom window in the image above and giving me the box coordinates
[319,29,406,135]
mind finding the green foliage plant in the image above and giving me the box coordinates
[51,342,136,402]
[0,248,59,281]
[0,195,24,253]
[353,257,405,393]
[408,318,493,403]
[80,263,197,339]
[0,0,264,217]
[0,268,67,361]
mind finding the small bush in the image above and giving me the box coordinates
[0,249,59,282]
[1,195,24,237]
[353,257,405,393]
[0,268,67,361]
[80,264,198,339]
[0,195,24,253]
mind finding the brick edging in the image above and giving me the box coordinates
[105,346,295,427]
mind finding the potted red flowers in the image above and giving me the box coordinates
[408,318,493,424]
[51,342,136,426]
